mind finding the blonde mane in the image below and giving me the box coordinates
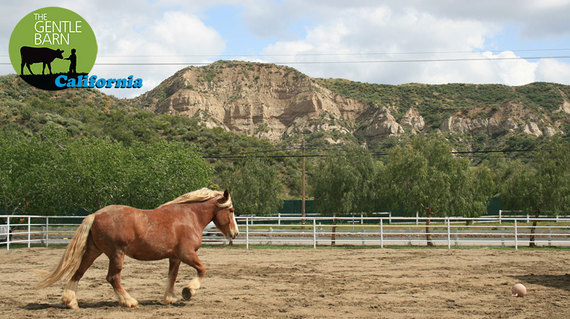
[158,188,232,208]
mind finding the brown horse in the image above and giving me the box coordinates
[38,188,238,309]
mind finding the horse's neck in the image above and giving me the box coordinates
[183,201,216,230]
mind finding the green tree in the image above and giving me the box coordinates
[383,135,493,246]
[0,126,212,215]
[311,147,377,245]
[0,130,38,215]
[0,125,70,215]
[501,140,569,247]
[221,157,283,216]
[51,137,133,213]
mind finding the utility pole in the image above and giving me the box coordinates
[301,133,306,225]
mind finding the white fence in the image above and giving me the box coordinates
[2,215,570,250]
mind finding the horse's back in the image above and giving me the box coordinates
[89,204,200,260]
[90,205,143,247]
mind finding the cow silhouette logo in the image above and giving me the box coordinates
[9,7,97,90]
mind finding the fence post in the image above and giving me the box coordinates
[389,212,392,224]
[499,210,502,224]
[278,213,281,226]
[548,227,552,247]
[313,218,317,249]
[6,216,10,250]
[514,219,518,250]
[380,219,384,248]
[27,216,31,248]
[416,212,419,225]
[246,217,249,249]
[46,216,49,248]
[447,218,451,249]
[361,215,365,245]
[269,227,273,245]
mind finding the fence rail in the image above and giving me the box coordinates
[2,215,570,250]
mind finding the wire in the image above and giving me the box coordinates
[3,54,566,66]
[89,55,570,65]
[103,48,570,57]
[203,148,541,160]
[4,48,569,58]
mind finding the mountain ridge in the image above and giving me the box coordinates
[1,60,568,150]
[135,60,569,145]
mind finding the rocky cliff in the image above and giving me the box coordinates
[136,61,366,142]
[136,61,569,144]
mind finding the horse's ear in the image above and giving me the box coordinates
[223,189,229,199]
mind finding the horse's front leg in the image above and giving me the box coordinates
[107,251,138,307]
[163,258,181,304]
[179,251,206,300]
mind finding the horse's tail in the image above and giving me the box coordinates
[37,214,96,288]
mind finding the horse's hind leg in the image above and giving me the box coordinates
[62,239,101,309]
[163,258,181,304]
[179,251,206,300]
[106,251,138,307]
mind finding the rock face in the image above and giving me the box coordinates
[523,122,543,137]
[137,61,567,143]
[359,107,404,138]
[137,61,367,142]
[400,108,425,133]
[440,116,502,135]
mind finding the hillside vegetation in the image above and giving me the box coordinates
[0,62,569,203]
[316,79,570,130]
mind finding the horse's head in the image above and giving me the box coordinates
[213,190,239,243]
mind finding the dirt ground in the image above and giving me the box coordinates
[0,247,568,318]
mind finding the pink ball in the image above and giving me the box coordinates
[512,283,527,297]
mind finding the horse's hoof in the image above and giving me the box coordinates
[163,296,178,305]
[63,299,79,309]
[182,287,192,300]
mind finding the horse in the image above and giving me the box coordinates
[37,188,239,309]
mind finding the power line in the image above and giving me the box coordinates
[100,47,570,57]
[4,47,569,58]
[203,148,540,160]
[4,54,567,66]
[91,55,570,65]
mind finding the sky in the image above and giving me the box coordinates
[2,0,570,98]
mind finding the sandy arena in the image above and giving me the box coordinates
[0,247,568,318]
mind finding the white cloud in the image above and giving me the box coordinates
[0,1,227,98]
[257,2,570,86]
[2,0,570,98]
[90,9,225,98]
[261,5,497,84]
[536,59,570,83]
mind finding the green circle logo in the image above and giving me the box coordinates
[8,7,97,90]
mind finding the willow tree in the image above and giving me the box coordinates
[382,135,493,246]
[501,140,569,247]
[221,157,283,216]
[311,147,377,245]
[0,126,213,215]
